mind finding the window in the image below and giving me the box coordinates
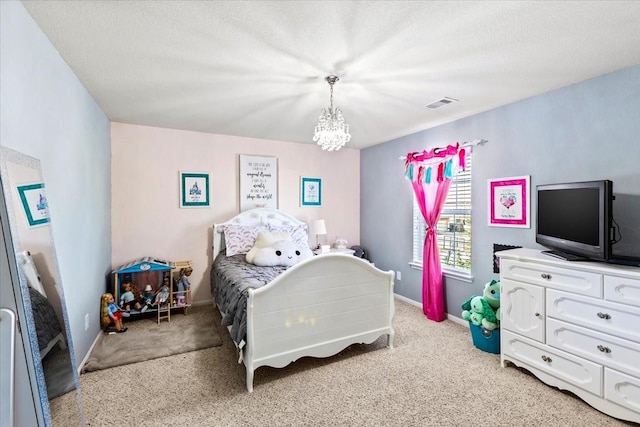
[412,151,472,274]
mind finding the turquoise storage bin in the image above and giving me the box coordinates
[469,322,500,354]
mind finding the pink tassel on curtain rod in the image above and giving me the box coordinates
[459,148,466,170]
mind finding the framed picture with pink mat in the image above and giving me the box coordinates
[488,175,530,228]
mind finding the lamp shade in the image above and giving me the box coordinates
[309,219,327,236]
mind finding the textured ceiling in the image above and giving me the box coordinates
[21,1,640,149]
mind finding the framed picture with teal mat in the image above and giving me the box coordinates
[180,171,210,208]
[301,177,322,207]
[16,182,50,227]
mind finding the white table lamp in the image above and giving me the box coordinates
[309,219,327,249]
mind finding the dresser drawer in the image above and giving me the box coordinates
[605,368,640,417]
[502,330,602,396]
[605,275,640,308]
[501,259,602,298]
[547,318,640,378]
[547,289,640,342]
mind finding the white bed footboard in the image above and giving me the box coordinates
[243,253,394,392]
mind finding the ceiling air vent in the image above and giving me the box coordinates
[425,97,458,109]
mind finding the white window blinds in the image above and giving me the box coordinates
[412,151,472,272]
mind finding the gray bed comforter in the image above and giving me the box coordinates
[211,252,286,344]
[28,286,62,351]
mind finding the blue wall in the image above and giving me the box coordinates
[361,65,640,316]
[1,1,112,364]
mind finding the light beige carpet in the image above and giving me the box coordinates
[81,305,222,373]
[53,300,632,426]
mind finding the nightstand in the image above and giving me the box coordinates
[313,248,355,256]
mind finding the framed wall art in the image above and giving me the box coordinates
[239,155,278,211]
[300,177,322,207]
[179,171,210,208]
[16,182,51,227]
[488,175,530,228]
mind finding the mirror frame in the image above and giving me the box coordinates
[0,146,84,425]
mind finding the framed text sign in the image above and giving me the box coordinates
[239,155,278,211]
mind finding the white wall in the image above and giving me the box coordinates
[111,123,360,303]
[0,1,112,363]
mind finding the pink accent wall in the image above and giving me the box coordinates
[111,122,360,303]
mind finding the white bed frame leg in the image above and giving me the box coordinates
[387,331,394,349]
[59,334,68,350]
[246,366,254,393]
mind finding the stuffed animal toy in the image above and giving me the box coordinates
[461,295,499,330]
[246,231,291,264]
[484,279,500,310]
[483,279,501,327]
[252,240,313,267]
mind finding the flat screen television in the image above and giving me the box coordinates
[536,180,613,262]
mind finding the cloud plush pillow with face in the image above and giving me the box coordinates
[245,231,291,264]
[252,240,313,267]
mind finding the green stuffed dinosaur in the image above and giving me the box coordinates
[461,295,499,330]
[484,279,500,310]
[483,279,501,327]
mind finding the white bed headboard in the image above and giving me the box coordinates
[212,208,307,261]
[16,250,47,297]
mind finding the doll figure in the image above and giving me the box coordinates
[174,267,192,306]
[120,282,143,313]
[141,284,154,310]
[154,278,170,306]
[100,293,127,333]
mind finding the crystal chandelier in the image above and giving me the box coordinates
[313,75,351,151]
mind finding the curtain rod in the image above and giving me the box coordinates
[399,139,488,161]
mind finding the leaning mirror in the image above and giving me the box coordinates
[0,146,84,426]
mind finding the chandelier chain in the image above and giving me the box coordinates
[329,81,334,112]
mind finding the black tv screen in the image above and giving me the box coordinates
[536,180,612,261]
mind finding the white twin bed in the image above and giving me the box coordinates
[211,208,395,392]
[16,250,67,360]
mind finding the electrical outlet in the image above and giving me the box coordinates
[85,313,89,331]
[396,271,402,281]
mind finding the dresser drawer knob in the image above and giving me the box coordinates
[534,312,541,317]
[597,312,611,320]
[540,273,552,280]
[541,355,552,363]
[597,345,612,354]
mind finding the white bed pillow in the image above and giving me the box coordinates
[223,224,268,256]
[267,224,309,247]
[245,230,291,264]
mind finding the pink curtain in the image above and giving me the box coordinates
[405,144,465,322]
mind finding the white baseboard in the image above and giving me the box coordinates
[394,293,468,328]
[447,314,469,327]
[78,330,102,374]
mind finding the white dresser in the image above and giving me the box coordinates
[498,248,640,423]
